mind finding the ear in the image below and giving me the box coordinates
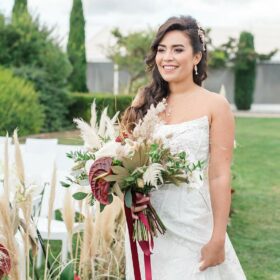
[193,51,202,65]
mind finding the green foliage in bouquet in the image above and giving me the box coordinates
[0,67,44,135]
[61,150,95,190]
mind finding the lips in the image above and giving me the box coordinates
[162,65,178,72]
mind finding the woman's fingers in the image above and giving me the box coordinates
[133,204,147,213]
[130,195,150,220]
[136,196,150,205]
[131,204,147,219]
[199,260,207,271]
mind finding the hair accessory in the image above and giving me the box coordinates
[197,26,206,52]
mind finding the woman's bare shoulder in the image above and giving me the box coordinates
[199,89,233,121]
[201,90,230,108]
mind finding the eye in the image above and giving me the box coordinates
[157,48,165,53]
[174,48,184,53]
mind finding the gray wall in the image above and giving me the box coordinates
[87,62,130,93]
[204,62,280,104]
[87,61,280,104]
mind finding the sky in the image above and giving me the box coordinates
[1,0,280,61]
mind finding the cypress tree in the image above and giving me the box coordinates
[234,32,256,110]
[12,0,29,20]
[67,0,88,92]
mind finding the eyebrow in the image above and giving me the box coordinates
[158,44,185,48]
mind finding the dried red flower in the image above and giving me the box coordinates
[115,131,129,143]
[0,243,11,279]
[115,136,122,143]
[89,157,113,205]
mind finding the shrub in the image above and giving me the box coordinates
[0,68,44,135]
[234,32,256,110]
[0,12,72,132]
[67,93,134,123]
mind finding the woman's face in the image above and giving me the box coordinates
[155,30,201,83]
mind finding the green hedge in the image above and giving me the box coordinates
[0,67,44,135]
[67,93,135,124]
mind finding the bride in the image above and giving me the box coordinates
[121,16,247,280]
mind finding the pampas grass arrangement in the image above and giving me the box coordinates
[0,104,126,279]
[79,204,97,279]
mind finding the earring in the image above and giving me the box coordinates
[194,65,198,75]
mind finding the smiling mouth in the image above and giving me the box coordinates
[162,65,178,70]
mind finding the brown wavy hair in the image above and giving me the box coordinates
[120,15,208,133]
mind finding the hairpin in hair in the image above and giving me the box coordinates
[197,26,206,52]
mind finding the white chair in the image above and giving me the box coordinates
[20,138,57,189]
[25,138,58,154]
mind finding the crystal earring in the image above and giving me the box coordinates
[194,65,198,75]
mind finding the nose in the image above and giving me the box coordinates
[162,49,174,61]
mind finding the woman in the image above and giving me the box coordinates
[121,16,247,280]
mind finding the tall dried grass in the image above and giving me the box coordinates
[62,188,75,259]
[44,163,57,280]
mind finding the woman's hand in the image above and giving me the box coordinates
[131,194,150,220]
[199,238,225,271]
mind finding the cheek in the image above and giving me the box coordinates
[179,53,193,66]
[155,54,161,67]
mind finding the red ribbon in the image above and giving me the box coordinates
[124,193,153,280]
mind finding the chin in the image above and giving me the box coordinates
[161,75,180,83]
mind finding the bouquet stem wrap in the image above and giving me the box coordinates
[124,192,154,280]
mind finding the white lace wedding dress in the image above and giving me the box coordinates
[125,115,247,280]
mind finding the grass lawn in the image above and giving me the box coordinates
[228,117,280,280]
[33,117,280,279]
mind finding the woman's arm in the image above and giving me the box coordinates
[208,95,235,242]
[200,94,235,271]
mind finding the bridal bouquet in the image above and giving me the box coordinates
[66,99,203,240]
[63,99,204,280]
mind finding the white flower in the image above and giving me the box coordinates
[74,101,120,151]
[143,163,164,189]
[115,143,133,160]
[94,141,121,160]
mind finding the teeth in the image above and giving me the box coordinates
[163,66,177,70]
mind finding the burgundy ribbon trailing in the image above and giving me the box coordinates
[124,193,153,280]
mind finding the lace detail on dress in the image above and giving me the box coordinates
[154,116,209,164]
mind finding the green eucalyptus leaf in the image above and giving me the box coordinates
[60,181,71,188]
[100,203,106,212]
[125,189,132,208]
[72,192,88,200]
[108,193,114,204]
